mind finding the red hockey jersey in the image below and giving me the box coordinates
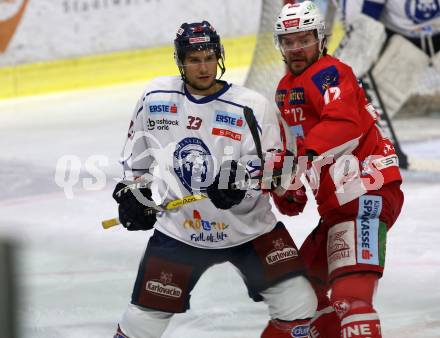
[276,55,402,216]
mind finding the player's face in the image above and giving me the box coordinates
[182,49,220,95]
[279,30,320,76]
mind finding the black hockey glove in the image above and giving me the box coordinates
[206,161,247,210]
[112,180,157,231]
[262,148,297,192]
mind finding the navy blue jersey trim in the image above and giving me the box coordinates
[184,80,231,104]
[140,83,263,133]
[215,97,245,109]
[362,1,385,20]
[135,105,143,118]
[145,90,185,97]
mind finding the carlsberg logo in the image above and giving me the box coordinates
[266,247,298,264]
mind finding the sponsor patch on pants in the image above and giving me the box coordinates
[252,225,303,281]
[291,324,309,338]
[135,257,192,312]
[356,195,384,266]
[327,221,356,274]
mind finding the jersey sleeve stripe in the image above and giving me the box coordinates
[362,1,385,20]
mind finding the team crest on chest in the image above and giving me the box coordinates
[173,137,214,193]
[405,0,440,23]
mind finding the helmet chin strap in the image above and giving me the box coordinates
[178,58,226,83]
[319,37,327,57]
[217,58,226,80]
[178,64,188,83]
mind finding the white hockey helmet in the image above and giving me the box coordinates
[274,1,326,52]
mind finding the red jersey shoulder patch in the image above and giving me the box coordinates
[311,65,340,95]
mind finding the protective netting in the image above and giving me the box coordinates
[244,0,335,101]
[244,0,285,101]
[246,0,439,116]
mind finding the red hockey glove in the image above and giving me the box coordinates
[271,186,307,216]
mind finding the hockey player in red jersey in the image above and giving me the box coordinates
[271,2,404,338]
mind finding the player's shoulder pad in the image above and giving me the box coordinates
[310,56,351,95]
[225,84,271,111]
[142,76,182,97]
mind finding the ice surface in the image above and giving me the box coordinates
[0,70,439,337]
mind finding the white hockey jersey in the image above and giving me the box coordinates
[343,0,440,38]
[121,76,283,249]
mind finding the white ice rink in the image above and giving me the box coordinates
[1,70,440,338]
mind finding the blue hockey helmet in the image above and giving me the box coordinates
[174,21,225,80]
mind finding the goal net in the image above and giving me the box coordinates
[244,0,340,102]
[244,0,285,101]
[245,0,440,117]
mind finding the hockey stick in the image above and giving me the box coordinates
[243,106,264,165]
[101,163,296,229]
[102,108,296,229]
[361,71,409,169]
[101,191,204,229]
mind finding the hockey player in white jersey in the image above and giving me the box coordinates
[336,0,440,117]
[111,21,317,338]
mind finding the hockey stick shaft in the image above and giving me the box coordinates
[362,71,409,169]
[101,194,210,229]
[102,217,121,229]
[101,166,294,229]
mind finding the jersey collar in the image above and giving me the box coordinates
[184,80,231,104]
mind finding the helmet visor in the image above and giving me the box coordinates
[178,44,221,67]
[278,33,319,54]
